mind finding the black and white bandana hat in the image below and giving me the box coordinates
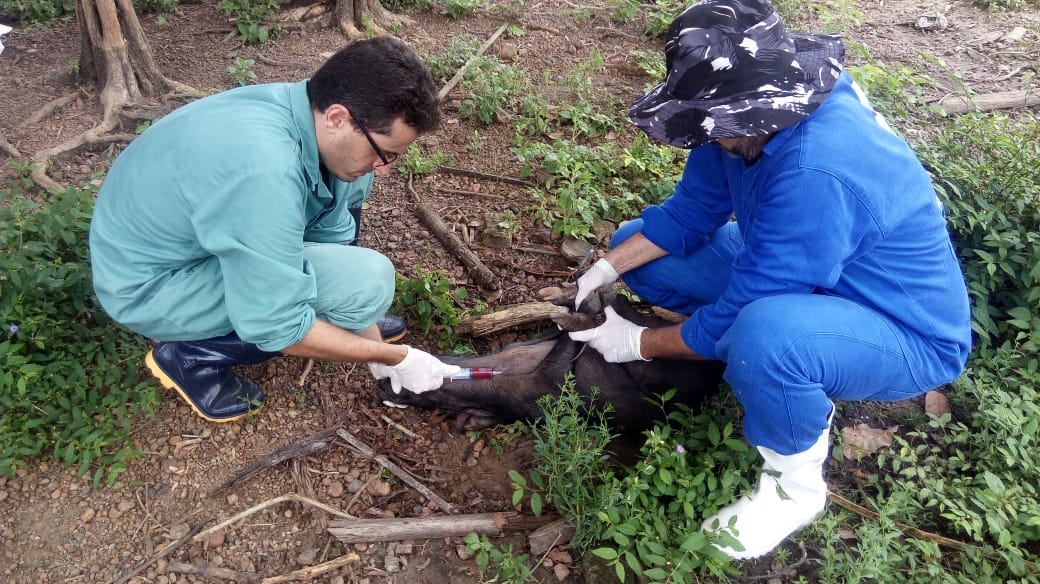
[630,0,845,148]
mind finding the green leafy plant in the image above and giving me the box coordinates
[556,49,623,139]
[459,58,532,125]
[0,182,158,484]
[420,35,482,83]
[463,532,535,583]
[217,0,280,43]
[396,144,450,177]
[391,267,485,350]
[510,380,759,582]
[439,0,486,19]
[226,57,258,86]
[515,135,683,240]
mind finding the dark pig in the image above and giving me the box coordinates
[375,290,725,433]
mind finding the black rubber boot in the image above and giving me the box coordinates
[350,206,407,344]
[145,333,278,423]
[376,313,407,343]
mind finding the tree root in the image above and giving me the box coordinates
[29,91,196,194]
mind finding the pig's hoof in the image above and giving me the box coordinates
[382,400,408,409]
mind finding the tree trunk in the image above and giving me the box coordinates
[332,0,414,39]
[30,0,197,193]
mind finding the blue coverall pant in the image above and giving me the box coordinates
[613,219,936,455]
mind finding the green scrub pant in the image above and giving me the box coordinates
[107,243,395,345]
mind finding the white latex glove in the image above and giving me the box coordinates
[367,346,462,394]
[568,306,650,363]
[574,258,618,311]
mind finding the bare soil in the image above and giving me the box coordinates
[0,1,1037,582]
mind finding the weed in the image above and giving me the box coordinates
[510,381,759,582]
[391,267,485,350]
[464,533,534,583]
[396,144,450,177]
[226,57,258,86]
[459,57,532,125]
[218,0,279,43]
[0,182,158,484]
[440,0,486,19]
[67,59,80,76]
[514,135,683,240]
[421,35,481,83]
[465,130,487,153]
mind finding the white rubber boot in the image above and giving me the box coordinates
[702,422,831,559]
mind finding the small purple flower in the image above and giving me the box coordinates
[675,444,686,454]
[7,324,18,334]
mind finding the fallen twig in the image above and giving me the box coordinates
[110,518,212,584]
[381,414,420,439]
[435,186,506,199]
[193,493,353,544]
[167,561,260,582]
[827,490,1038,571]
[407,174,499,291]
[437,165,536,188]
[336,428,458,514]
[328,511,559,543]
[497,257,573,278]
[260,552,361,583]
[437,23,509,101]
[210,428,339,496]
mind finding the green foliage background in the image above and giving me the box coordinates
[0,183,158,484]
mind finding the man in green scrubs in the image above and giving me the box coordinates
[89,37,460,423]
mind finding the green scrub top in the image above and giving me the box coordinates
[89,81,374,351]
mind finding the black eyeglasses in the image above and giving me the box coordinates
[351,112,398,168]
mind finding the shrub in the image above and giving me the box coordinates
[0,181,158,484]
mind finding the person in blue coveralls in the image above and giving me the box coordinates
[569,0,972,559]
[90,37,460,424]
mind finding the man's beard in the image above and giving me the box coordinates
[720,136,766,162]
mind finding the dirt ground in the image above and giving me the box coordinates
[0,0,1038,582]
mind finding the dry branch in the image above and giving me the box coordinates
[406,175,499,290]
[437,23,509,101]
[437,165,536,188]
[455,301,565,336]
[328,512,557,543]
[336,428,458,514]
[167,561,260,582]
[193,493,353,546]
[110,518,212,584]
[210,428,339,496]
[827,490,1038,571]
[935,89,1040,115]
[260,552,360,583]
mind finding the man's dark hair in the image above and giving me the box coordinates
[308,37,440,134]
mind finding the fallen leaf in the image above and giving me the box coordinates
[841,423,897,459]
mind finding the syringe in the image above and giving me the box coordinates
[445,367,503,381]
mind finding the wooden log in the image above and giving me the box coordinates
[528,518,575,556]
[407,177,499,290]
[455,301,565,336]
[327,512,558,543]
[935,89,1040,115]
